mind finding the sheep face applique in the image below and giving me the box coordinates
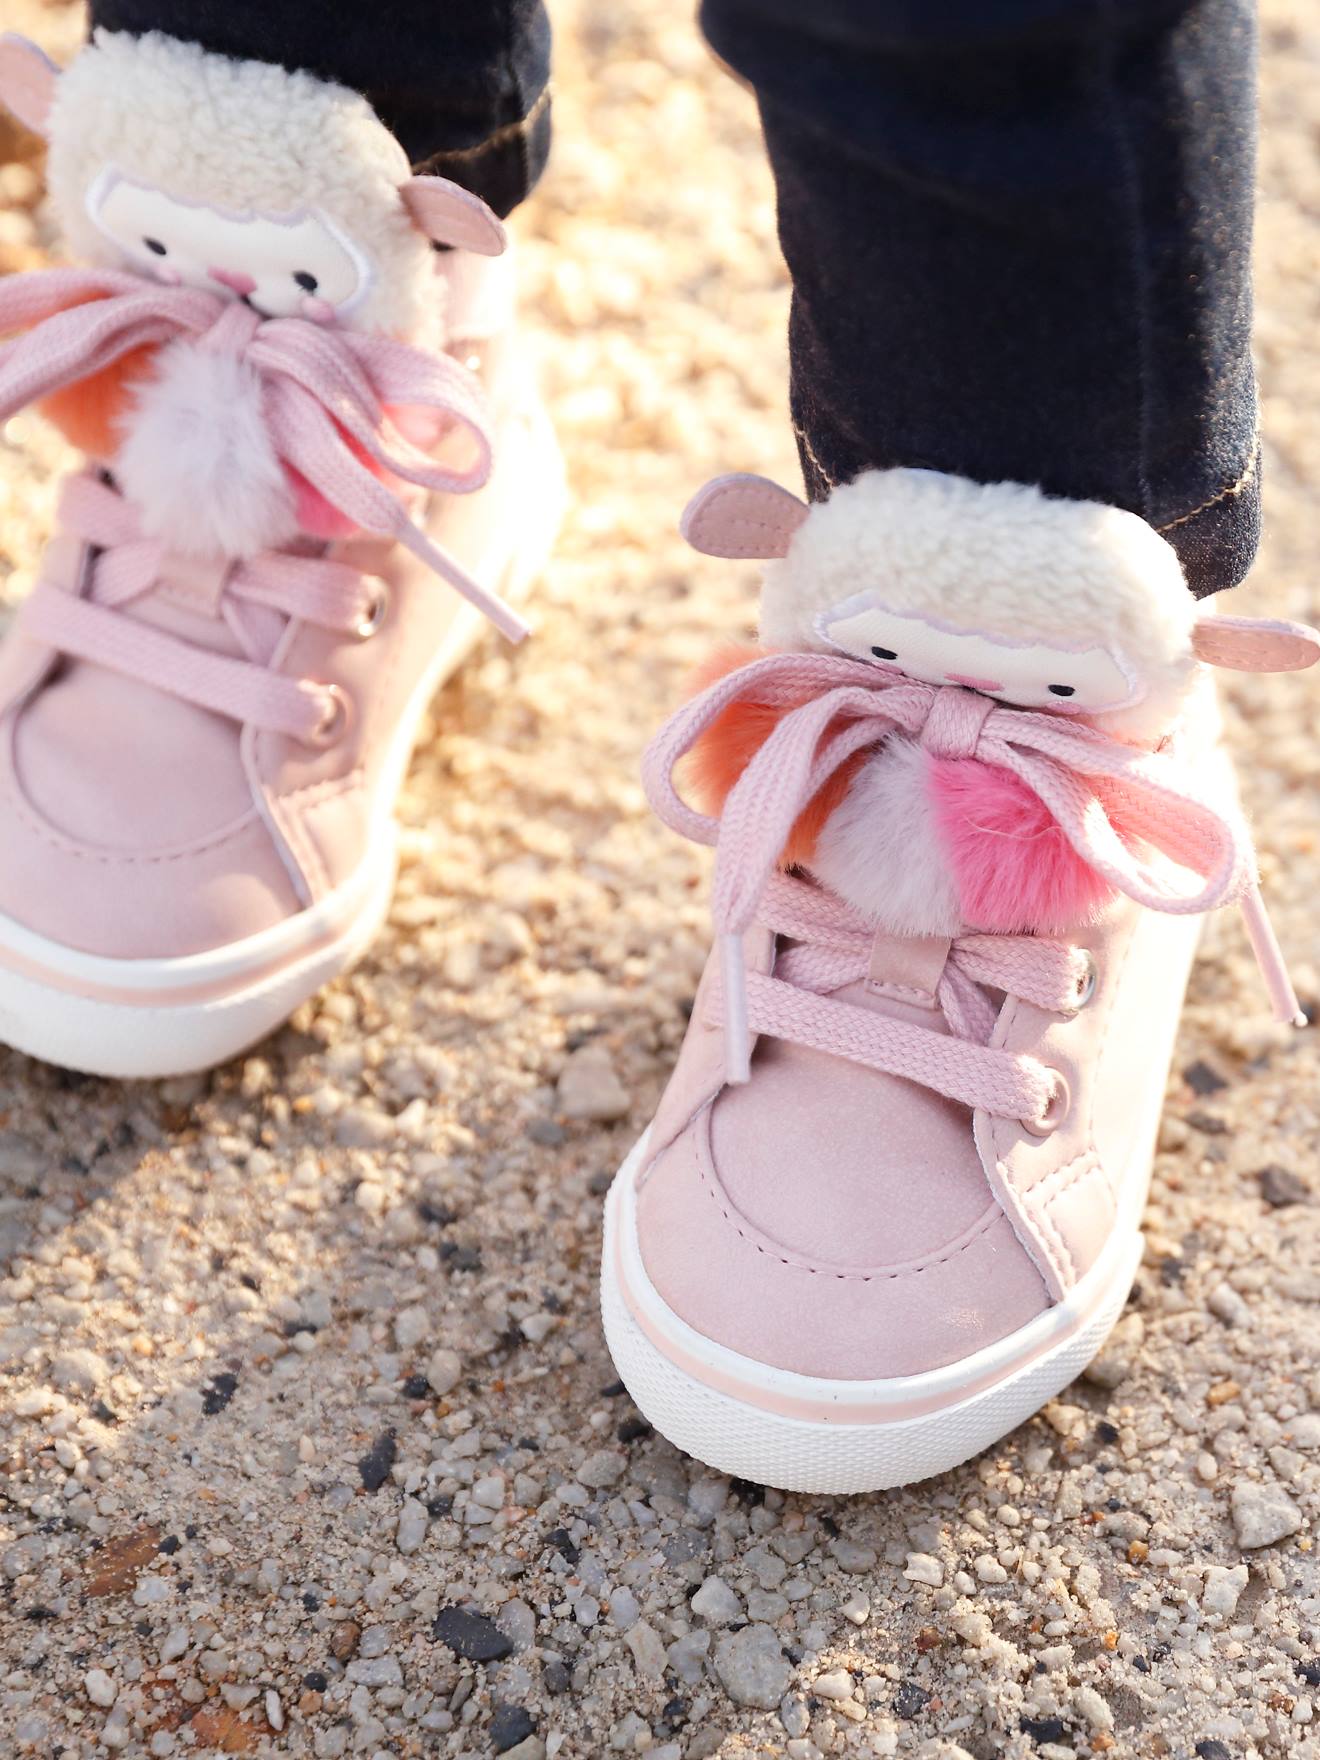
[85,170,376,323]
[0,28,506,339]
[678,467,1319,938]
[814,593,1139,719]
[0,29,507,557]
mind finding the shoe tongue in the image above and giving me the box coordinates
[104,540,292,665]
[128,586,278,662]
[862,928,954,1008]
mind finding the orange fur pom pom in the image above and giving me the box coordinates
[10,288,158,459]
[37,347,158,460]
[682,644,866,867]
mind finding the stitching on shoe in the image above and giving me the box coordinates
[689,510,793,557]
[690,1121,1006,1284]
[0,759,265,868]
[986,992,1072,1291]
[1034,1194,1076,1287]
[268,787,329,898]
[998,1153,1071,1293]
[1042,1155,1117,1240]
[1033,1151,1114,1286]
[867,978,938,1007]
[1027,1147,1103,1204]
[988,907,1138,1289]
[274,766,365,809]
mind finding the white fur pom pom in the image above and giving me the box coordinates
[810,739,961,937]
[114,338,297,558]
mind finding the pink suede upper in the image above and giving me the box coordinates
[633,893,1202,1382]
[637,1098,1048,1382]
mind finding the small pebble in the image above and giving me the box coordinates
[426,1347,463,1396]
[812,1669,856,1702]
[576,1448,627,1488]
[84,1669,116,1708]
[490,1707,537,1754]
[691,1576,742,1624]
[1201,1563,1249,1618]
[557,1046,631,1121]
[160,1626,190,1663]
[1073,1686,1114,1731]
[1257,1165,1310,1207]
[626,1620,667,1679]
[497,1599,537,1652]
[714,1623,793,1709]
[1207,1283,1251,1326]
[395,1497,429,1554]
[393,1305,429,1350]
[780,1694,810,1738]
[499,1740,545,1760]
[1230,1481,1303,1548]
[432,1606,513,1662]
[829,1536,879,1573]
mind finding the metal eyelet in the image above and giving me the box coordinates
[1023,1071,1071,1138]
[355,583,389,640]
[1074,951,1099,1009]
[305,684,352,748]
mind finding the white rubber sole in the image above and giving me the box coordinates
[0,397,566,1080]
[601,1129,1150,1494]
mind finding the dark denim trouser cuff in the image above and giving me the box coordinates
[706,0,1260,597]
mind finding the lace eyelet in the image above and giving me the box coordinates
[1074,951,1099,1009]
[306,684,353,748]
[1023,1071,1070,1137]
[355,583,389,640]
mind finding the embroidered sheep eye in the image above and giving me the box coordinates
[293,271,319,292]
[143,237,168,256]
[1048,684,1076,698]
[871,646,898,661]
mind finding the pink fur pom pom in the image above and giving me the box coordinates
[284,464,360,540]
[929,756,1117,933]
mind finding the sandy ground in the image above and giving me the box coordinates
[2,3,1319,1758]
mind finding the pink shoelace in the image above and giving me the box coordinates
[0,266,528,648]
[644,651,1304,1127]
[21,473,392,743]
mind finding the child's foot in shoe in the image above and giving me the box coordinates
[0,30,564,1077]
[601,468,1318,1494]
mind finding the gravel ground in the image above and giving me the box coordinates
[2,4,1319,1758]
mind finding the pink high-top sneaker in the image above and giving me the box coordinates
[601,469,1318,1494]
[0,31,564,1077]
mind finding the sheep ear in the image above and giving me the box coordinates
[681,474,810,560]
[400,176,506,256]
[1192,613,1320,674]
[0,34,59,138]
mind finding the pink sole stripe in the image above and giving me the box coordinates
[0,919,345,1010]
[613,1215,1084,1426]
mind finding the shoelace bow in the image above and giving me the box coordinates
[643,651,1304,1128]
[0,266,528,657]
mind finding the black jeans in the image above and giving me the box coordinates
[89,0,1259,596]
